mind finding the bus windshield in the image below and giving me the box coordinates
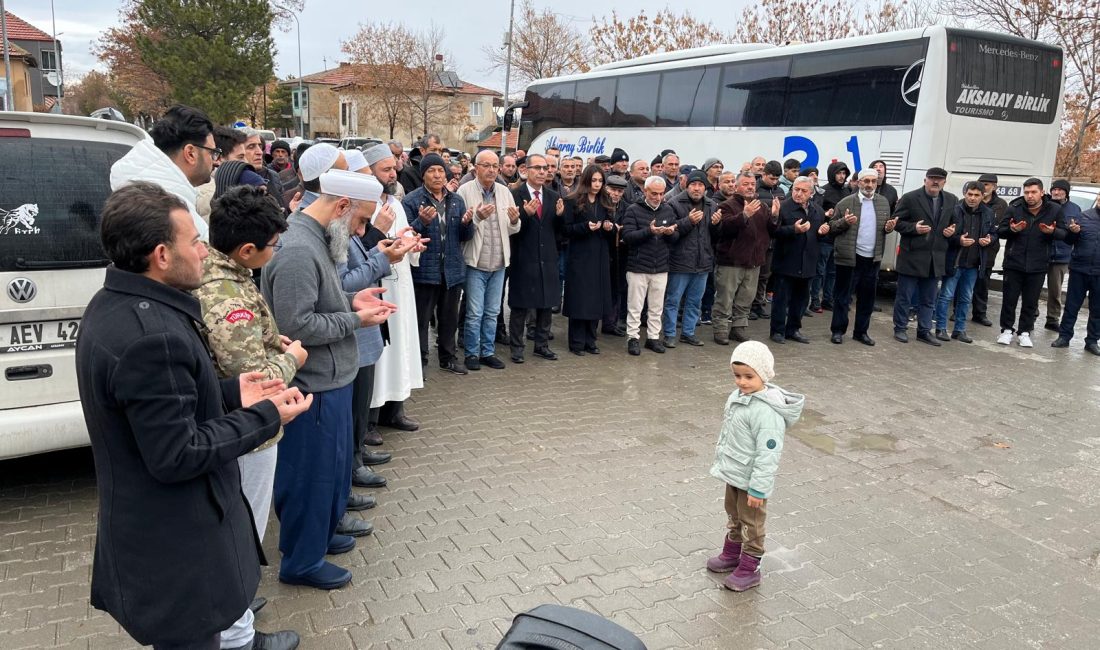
[945,30,1062,124]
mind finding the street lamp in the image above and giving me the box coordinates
[500,0,515,158]
[1,0,13,111]
[50,0,63,112]
[274,4,304,137]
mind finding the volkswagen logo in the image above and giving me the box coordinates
[6,277,37,303]
[901,59,925,108]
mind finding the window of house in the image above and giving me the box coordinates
[340,101,350,127]
[469,101,483,118]
[40,50,57,72]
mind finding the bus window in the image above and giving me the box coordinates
[945,31,1061,124]
[717,59,789,127]
[657,66,719,127]
[524,81,577,132]
[574,78,616,128]
[786,40,926,127]
[613,73,659,128]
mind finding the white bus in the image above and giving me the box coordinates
[518,26,1064,273]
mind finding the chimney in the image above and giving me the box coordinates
[339,61,350,67]
[432,54,444,72]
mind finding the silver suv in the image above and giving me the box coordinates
[0,112,147,459]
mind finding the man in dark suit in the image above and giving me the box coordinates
[891,167,960,345]
[76,182,311,650]
[507,153,563,362]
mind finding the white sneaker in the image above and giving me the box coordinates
[1018,332,1033,348]
[997,329,1014,345]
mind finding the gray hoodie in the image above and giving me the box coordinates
[261,212,360,393]
[710,384,804,499]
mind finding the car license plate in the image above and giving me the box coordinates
[0,319,80,354]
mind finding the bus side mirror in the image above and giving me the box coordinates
[502,101,529,132]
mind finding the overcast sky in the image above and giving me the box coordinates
[7,0,753,91]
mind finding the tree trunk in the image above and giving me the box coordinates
[1067,102,1095,178]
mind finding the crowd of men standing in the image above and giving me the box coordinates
[73,102,1098,650]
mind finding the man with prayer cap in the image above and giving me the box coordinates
[361,143,423,435]
[344,149,369,173]
[297,143,347,209]
[261,169,397,591]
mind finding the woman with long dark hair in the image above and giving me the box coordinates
[562,165,616,354]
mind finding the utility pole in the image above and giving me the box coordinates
[499,0,515,158]
[1,0,14,111]
[50,0,63,112]
[275,4,305,137]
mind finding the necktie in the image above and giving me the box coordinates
[534,190,542,218]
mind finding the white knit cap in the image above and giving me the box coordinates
[362,143,394,166]
[857,168,878,180]
[299,143,341,181]
[344,149,369,172]
[319,169,383,202]
[729,340,775,382]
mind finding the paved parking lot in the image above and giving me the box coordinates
[2,295,1099,649]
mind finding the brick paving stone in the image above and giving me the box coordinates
[3,296,1100,648]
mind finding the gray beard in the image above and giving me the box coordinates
[327,218,350,264]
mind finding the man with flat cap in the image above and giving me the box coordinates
[891,167,959,345]
[262,169,397,591]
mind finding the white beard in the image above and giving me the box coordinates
[327,217,350,264]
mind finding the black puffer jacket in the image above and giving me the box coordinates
[772,198,828,278]
[821,161,852,212]
[667,191,716,273]
[622,198,679,273]
[997,196,1066,274]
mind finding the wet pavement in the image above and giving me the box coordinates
[1,294,1099,649]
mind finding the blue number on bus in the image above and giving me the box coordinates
[782,136,817,171]
[845,136,863,174]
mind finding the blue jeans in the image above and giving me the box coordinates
[935,267,978,333]
[663,272,708,337]
[810,243,835,307]
[464,267,506,358]
[893,274,938,335]
[1059,270,1100,344]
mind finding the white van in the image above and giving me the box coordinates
[0,112,147,460]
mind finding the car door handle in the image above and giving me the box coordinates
[5,365,53,381]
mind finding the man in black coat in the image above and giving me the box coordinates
[971,173,1010,326]
[869,159,899,213]
[76,182,310,650]
[770,178,831,344]
[891,167,960,345]
[750,161,787,320]
[508,153,562,362]
[622,176,679,355]
[995,178,1067,347]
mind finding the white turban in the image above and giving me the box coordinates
[344,149,369,172]
[319,169,383,202]
[362,143,394,166]
[299,143,340,181]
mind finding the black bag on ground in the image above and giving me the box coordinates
[496,604,647,650]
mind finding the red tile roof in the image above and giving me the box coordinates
[478,130,518,151]
[3,11,54,42]
[298,64,500,97]
[3,41,35,62]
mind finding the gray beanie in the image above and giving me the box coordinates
[729,341,775,382]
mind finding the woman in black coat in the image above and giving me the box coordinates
[563,165,616,354]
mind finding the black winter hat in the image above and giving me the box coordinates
[610,147,629,164]
[1051,179,1071,193]
[270,140,291,155]
[419,153,447,175]
[686,170,708,186]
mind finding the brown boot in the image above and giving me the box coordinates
[713,329,730,345]
[730,327,750,342]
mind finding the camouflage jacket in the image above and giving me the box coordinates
[194,248,298,451]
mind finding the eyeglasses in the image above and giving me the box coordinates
[193,144,223,161]
[528,165,548,171]
[477,162,500,169]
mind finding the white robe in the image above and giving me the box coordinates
[370,195,423,407]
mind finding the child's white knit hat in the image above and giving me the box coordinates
[729,341,775,382]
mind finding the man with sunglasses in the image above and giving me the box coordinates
[111,104,220,240]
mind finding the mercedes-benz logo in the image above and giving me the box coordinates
[6,277,37,303]
[901,59,925,108]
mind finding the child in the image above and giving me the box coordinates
[707,341,804,591]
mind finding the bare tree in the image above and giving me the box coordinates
[863,0,941,32]
[1051,1,1100,177]
[483,0,590,86]
[934,0,1059,39]
[341,23,419,138]
[403,25,470,138]
[590,9,728,62]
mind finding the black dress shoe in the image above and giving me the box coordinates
[679,334,704,346]
[644,338,666,353]
[363,426,383,446]
[464,355,481,371]
[335,514,373,537]
[786,331,810,344]
[951,331,973,344]
[973,315,993,327]
[351,466,387,488]
[279,561,351,590]
[770,332,785,344]
[227,629,301,650]
[570,348,585,356]
[345,493,377,511]
[830,333,843,344]
[439,360,468,375]
[1086,342,1100,356]
[327,533,357,554]
[602,327,626,337]
[382,414,419,431]
[584,345,600,354]
[1044,322,1061,332]
[1051,336,1070,348]
[894,331,909,343]
[249,597,267,615]
[935,329,951,342]
[361,450,392,466]
[511,354,525,363]
[480,355,505,369]
[916,331,942,346]
[854,333,876,347]
[628,338,641,356]
[533,346,558,360]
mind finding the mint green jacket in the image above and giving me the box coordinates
[710,385,804,499]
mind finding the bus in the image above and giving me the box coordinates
[518,26,1065,273]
